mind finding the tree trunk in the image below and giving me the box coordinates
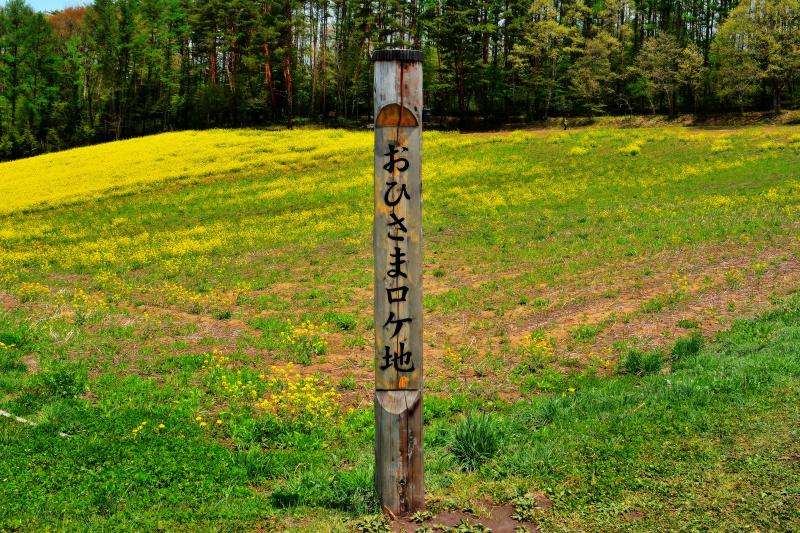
[773,82,781,113]
[311,0,318,116]
[283,3,294,129]
[321,2,328,120]
[264,43,277,119]
[210,38,218,85]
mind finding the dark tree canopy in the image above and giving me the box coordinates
[0,0,799,161]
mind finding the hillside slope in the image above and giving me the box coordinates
[0,128,370,215]
[0,124,799,529]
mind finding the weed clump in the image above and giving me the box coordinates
[31,362,88,399]
[353,514,390,533]
[621,349,663,376]
[322,311,357,331]
[620,142,642,155]
[279,319,329,364]
[517,330,555,373]
[571,324,603,342]
[671,333,703,362]
[450,411,502,471]
[511,493,538,521]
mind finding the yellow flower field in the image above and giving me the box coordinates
[0,128,372,215]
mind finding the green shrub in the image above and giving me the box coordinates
[450,412,502,471]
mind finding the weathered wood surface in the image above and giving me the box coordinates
[374,390,424,514]
[373,49,424,516]
[373,54,423,391]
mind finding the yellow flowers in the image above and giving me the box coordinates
[280,320,329,364]
[14,281,50,302]
[57,288,109,324]
[131,420,170,435]
[444,346,464,370]
[199,353,341,431]
[520,330,555,371]
[160,282,237,314]
[254,364,340,428]
[752,262,769,277]
[620,141,642,156]
[710,139,733,153]
[569,146,590,156]
[758,141,784,151]
[0,341,17,351]
[703,195,735,209]
[0,128,372,216]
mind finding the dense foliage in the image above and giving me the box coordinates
[0,0,799,160]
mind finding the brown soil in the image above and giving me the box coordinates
[392,500,540,532]
[3,232,798,409]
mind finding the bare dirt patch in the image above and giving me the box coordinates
[392,501,539,532]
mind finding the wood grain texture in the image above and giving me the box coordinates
[375,390,424,514]
[373,59,423,391]
[373,51,425,516]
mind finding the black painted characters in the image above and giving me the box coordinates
[382,142,415,374]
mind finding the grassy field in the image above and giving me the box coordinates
[1,125,799,530]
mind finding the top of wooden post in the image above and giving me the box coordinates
[372,49,423,63]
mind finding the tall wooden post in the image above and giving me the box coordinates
[372,49,424,516]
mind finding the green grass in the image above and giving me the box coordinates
[1,125,800,529]
[1,289,799,530]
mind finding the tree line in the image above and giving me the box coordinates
[0,0,798,161]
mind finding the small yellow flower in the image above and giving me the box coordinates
[216,419,222,425]
[199,422,207,427]
[158,423,165,429]
[195,416,202,421]
[568,387,576,393]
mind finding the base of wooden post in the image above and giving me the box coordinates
[374,389,424,515]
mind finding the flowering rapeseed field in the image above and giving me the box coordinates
[1,125,800,530]
[0,129,372,215]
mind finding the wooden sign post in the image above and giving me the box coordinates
[372,48,424,516]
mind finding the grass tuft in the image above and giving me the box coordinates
[450,411,503,471]
[621,349,663,376]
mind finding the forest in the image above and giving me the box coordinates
[0,0,798,161]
